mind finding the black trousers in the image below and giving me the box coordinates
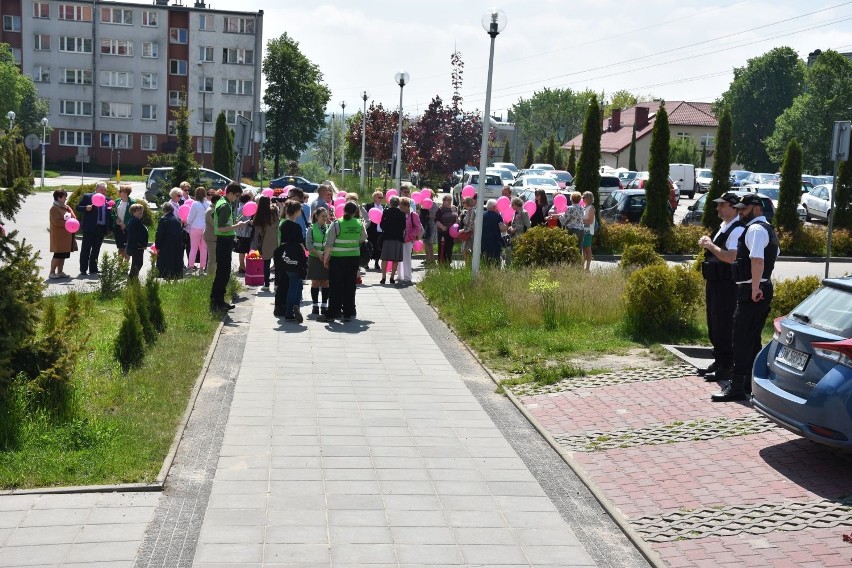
[79,226,107,273]
[437,231,455,265]
[731,281,773,388]
[210,236,234,306]
[274,264,289,312]
[327,256,360,318]
[705,278,737,369]
[129,250,144,279]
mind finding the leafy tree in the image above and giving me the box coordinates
[702,107,733,229]
[574,96,602,209]
[640,103,672,232]
[567,145,577,176]
[719,47,805,172]
[523,141,535,168]
[700,143,707,168]
[765,50,852,174]
[670,137,699,166]
[263,33,331,177]
[554,147,566,170]
[628,128,637,171]
[0,45,48,137]
[168,102,198,189]
[502,139,511,163]
[212,111,234,177]
[835,157,852,230]
[774,139,803,232]
[347,102,404,176]
[510,87,594,147]
[603,90,654,119]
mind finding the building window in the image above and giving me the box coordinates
[100,102,132,119]
[59,130,92,147]
[197,107,213,123]
[700,134,715,149]
[141,104,157,120]
[100,70,133,88]
[141,42,158,58]
[196,137,213,154]
[62,68,92,85]
[169,28,188,44]
[199,46,214,62]
[223,17,254,34]
[34,34,51,51]
[3,15,22,32]
[199,77,214,93]
[60,100,93,117]
[101,133,132,149]
[199,14,214,31]
[141,10,158,27]
[100,39,133,56]
[223,48,254,65]
[59,36,93,54]
[223,79,253,96]
[141,134,157,151]
[169,60,188,76]
[675,132,691,141]
[225,109,250,125]
[101,7,133,25]
[168,91,186,107]
[33,66,50,83]
[167,120,177,136]
[141,72,158,90]
[33,2,50,18]
[58,5,93,22]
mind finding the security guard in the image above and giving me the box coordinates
[209,182,246,311]
[697,192,745,383]
[711,193,779,402]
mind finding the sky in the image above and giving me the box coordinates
[176,0,852,117]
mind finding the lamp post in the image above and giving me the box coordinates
[40,117,48,188]
[360,90,369,194]
[330,112,335,175]
[471,8,507,280]
[340,101,346,189]
[6,111,15,130]
[196,60,207,168]
[394,71,409,191]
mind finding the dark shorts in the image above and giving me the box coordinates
[582,232,593,248]
[114,226,127,249]
[234,235,253,254]
[53,252,71,259]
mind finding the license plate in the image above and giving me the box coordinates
[775,345,810,371]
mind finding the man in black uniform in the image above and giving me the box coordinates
[711,193,779,402]
[697,192,745,383]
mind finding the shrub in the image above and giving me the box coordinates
[620,243,664,269]
[830,228,852,256]
[298,161,327,183]
[528,269,561,329]
[114,291,145,372]
[624,263,703,338]
[597,222,656,253]
[67,183,119,212]
[98,251,129,299]
[130,281,156,345]
[777,225,826,257]
[659,225,707,254]
[770,275,821,320]
[145,271,167,334]
[512,226,580,267]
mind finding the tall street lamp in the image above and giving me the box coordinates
[6,111,15,130]
[196,60,208,168]
[40,117,48,188]
[471,8,507,280]
[340,101,346,189]
[394,71,409,191]
[360,90,369,194]
[330,112,335,175]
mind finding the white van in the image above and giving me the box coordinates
[530,163,555,171]
[669,163,696,199]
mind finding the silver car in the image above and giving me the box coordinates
[801,184,832,222]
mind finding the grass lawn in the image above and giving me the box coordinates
[0,276,222,489]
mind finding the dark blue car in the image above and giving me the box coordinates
[752,276,852,449]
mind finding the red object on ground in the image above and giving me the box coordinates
[245,257,264,276]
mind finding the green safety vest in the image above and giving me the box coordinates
[331,218,361,257]
[310,224,326,255]
[214,199,235,237]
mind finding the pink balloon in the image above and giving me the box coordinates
[461,185,475,199]
[523,200,537,217]
[178,204,191,221]
[553,193,568,213]
[420,188,432,199]
[150,244,158,254]
[241,201,258,217]
[335,204,345,218]
[91,193,106,207]
[385,189,398,203]
[422,198,434,210]
[262,188,274,197]
[184,199,194,207]
[305,248,310,257]
[411,191,423,205]
[283,185,296,192]
[412,240,424,253]
[368,208,382,224]
[334,196,346,206]
[579,199,586,208]
[65,218,80,233]
[497,196,511,211]
[501,208,513,224]
[449,223,460,238]
[107,200,116,208]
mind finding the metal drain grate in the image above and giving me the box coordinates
[554,415,777,452]
[632,497,852,542]
[510,365,696,397]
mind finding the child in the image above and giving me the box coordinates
[125,203,148,279]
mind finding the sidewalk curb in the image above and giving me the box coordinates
[0,319,227,497]
[417,288,665,568]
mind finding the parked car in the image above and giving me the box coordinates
[547,170,574,189]
[617,170,639,185]
[491,162,519,176]
[600,189,648,224]
[530,163,555,171]
[800,184,832,222]
[681,190,776,226]
[516,188,558,208]
[742,184,806,223]
[752,275,852,450]
[487,167,516,185]
[741,172,779,188]
[624,172,677,206]
[802,175,824,188]
[695,168,713,192]
[511,174,561,197]
[730,170,753,187]
[145,167,256,202]
[452,172,504,203]
[517,168,549,178]
[269,175,320,193]
[597,174,624,201]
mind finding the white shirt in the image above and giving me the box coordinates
[738,215,780,283]
[116,199,129,225]
[714,218,745,251]
[187,200,209,230]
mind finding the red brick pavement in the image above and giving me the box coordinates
[517,371,852,567]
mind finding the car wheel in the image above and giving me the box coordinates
[803,205,811,221]
[688,192,695,200]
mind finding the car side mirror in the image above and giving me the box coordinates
[688,204,695,211]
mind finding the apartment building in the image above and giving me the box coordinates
[0,0,263,174]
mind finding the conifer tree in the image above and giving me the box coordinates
[212,111,234,177]
[702,107,732,229]
[835,157,852,230]
[567,145,577,176]
[628,128,637,171]
[640,102,672,232]
[523,141,535,168]
[145,270,167,334]
[502,139,511,163]
[114,292,145,372]
[545,135,557,166]
[773,139,803,233]
[574,96,602,208]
